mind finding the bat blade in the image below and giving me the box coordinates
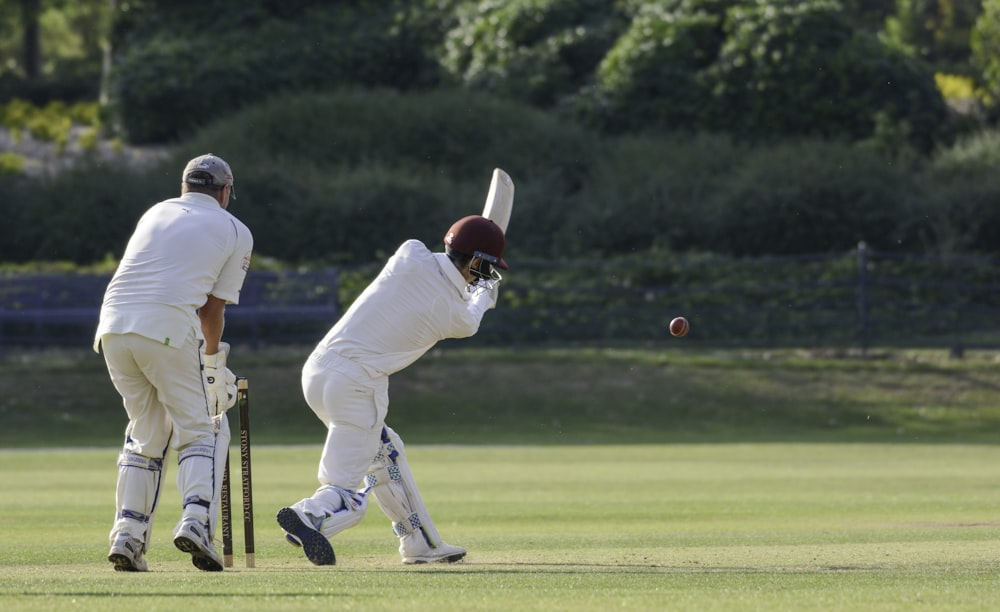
[481,168,514,233]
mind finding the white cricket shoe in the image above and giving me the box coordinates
[173,517,223,572]
[108,532,148,572]
[400,534,466,564]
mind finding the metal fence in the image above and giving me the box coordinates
[475,244,1000,351]
[3,246,1000,351]
[0,270,340,350]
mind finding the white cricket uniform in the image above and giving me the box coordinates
[302,239,496,488]
[95,192,253,459]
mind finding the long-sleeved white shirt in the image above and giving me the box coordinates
[313,239,496,376]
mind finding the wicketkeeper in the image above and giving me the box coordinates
[277,215,507,565]
[95,154,253,572]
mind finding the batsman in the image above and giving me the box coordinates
[278,169,513,565]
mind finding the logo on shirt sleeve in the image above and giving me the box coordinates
[241,253,251,271]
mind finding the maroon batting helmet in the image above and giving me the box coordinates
[443,215,508,270]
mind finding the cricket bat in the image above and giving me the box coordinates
[481,168,514,233]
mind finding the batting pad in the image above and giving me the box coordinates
[112,450,164,553]
[365,426,442,548]
[176,441,215,525]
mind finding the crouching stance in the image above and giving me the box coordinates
[278,216,507,565]
[96,154,252,571]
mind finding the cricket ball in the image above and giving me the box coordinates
[669,316,689,337]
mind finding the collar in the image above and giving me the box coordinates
[178,192,221,209]
[433,252,473,300]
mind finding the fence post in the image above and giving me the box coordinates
[856,241,869,356]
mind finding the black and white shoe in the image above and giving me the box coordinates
[276,506,336,566]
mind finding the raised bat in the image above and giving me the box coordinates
[481,168,514,233]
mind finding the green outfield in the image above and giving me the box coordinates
[1,443,998,611]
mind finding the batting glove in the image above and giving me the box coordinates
[203,342,238,417]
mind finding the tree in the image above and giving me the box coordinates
[972,0,1000,109]
[440,0,627,107]
[884,0,984,73]
[588,0,735,133]
[0,0,111,102]
[20,0,41,79]
[585,0,951,152]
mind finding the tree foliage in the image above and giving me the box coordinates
[440,0,627,106]
[109,0,455,142]
[883,0,984,73]
[0,0,110,103]
[972,0,1000,106]
[585,0,952,153]
[99,0,962,151]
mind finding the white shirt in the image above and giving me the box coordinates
[94,192,253,350]
[313,239,496,376]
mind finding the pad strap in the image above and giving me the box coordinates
[177,444,214,463]
[118,451,163,471]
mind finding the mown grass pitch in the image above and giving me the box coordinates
[1,443,998,611]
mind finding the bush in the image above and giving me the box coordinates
[709,0,952,153]
[5,88,1000,265]
[0,99,101,149]
[586,0,731,133]
[171,88,601,261]
[0,173,30,261]
[562,133,746,255]
[0,152,25,176]
[914,130,1000,254]
[704,140,919,256]
[110,2,451,143]
[440,0,627,107]
[13,157,174,263]
[582,0,953,153]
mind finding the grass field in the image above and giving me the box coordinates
[2,346,999,610]
[1,443,999,611]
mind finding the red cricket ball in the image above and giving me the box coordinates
[669,316,689,337]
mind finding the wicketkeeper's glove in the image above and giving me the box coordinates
[203,342,238,417]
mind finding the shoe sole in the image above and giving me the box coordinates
[402,551,467,565]
[174,536,224,572]
[108,552,144,572]
[276,507,336,566]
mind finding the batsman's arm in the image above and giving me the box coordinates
[198,295,227,355]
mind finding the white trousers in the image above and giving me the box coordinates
[101,331,215,503]
[301,351,388,490]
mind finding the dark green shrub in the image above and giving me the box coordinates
[14,156,174,263]
[708,0,952,153]
[913,130,1000,254]
[564,133,746,255]
[705,139,918,256]
[110,2,451,143]
[0,173,30,261]
[440,0,627,107]
[170,88,602,261]
[582,0,952,152]
[8,85,1000,266]
[585,0,734,133]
